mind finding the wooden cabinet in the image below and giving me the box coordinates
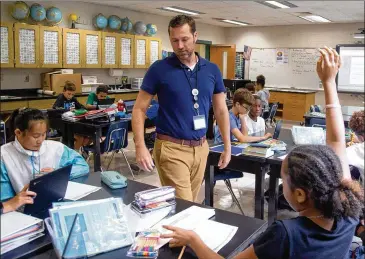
[14,23,40,68]
[102,32,119,68]
[269,91,315,121]
[62,28,82,68]
[134,35,148,68]
[28,99,56,109]
[83,30,101,68]
[0,22,14,68]
[148,37,162,67]
[39,26,62,68]
[0,101,28,112]
[120,34,134,68]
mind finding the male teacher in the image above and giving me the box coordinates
[132,15,231,201]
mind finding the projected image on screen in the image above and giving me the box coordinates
[337,45,364,93]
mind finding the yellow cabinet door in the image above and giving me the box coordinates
[134,35,148,68]
[28,99,56,109]
[83,30,102,68]
[62,28,82,68]
[148,37,162,67]
[0,22,14,68]
[14,23,40,68]
[119,34,134,68]
[102,32,119,68]
[39,26,62,68]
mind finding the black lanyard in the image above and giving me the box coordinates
[183,64,199,115]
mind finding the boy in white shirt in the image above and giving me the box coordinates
[245,95,266,136]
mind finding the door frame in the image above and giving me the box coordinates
[196,40,212,61]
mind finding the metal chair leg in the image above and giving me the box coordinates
[121,149,136,180]
[106,151,116,170]
[224,180,245,215]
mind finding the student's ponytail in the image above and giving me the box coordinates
[333,179,364,219]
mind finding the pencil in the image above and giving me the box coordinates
[178,246,186,259]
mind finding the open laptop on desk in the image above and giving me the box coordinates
[97,98,115,110]
[24,165,72,217]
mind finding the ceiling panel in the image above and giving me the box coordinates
[82,0,364,27]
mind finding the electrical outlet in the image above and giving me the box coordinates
[24,75,30,82]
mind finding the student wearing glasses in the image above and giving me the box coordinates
[214,88,272,144]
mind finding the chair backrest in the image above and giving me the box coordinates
[103,120,129,153]
[266,102,278,122]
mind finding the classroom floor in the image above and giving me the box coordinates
[86,120,300,221]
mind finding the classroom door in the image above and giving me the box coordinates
[210,45,236,79]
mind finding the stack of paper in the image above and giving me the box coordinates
[1,212,44,255]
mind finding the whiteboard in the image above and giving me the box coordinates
[249,48,321,89]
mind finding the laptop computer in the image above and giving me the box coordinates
[272,120,283,140]
[97,98,115,110]
[23,165,72,216]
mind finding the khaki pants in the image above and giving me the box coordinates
[153,138,209,202]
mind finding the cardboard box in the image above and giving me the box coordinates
[41,73,81,94]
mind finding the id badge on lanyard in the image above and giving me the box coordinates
[184,67,206,131]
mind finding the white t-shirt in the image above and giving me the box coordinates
[346,142,364,181]
[244,115,266,136]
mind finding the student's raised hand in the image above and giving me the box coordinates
[316,46,341,84]
[40,167,54,173]
[161,225,198,248]
[2,185,36,213]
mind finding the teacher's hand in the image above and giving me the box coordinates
[136,145,155,172]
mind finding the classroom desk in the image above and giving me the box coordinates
[303,112,351,127]
[3,173,267,259]
[61,118,131,172]
[205,128,294,223]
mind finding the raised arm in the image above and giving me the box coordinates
[317,46,351,179]
[132,90,154,172]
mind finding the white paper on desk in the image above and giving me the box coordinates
[194,220,238,252]
[153,206,215,249]
[124,205,173,233]
[1,212,42,240]
[64,181,101,201]
[278,154,287,160]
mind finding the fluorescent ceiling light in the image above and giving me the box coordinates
[265,1,290,8]
[160,6,201,15]
[299,15,331,23]
[221,19,248,26]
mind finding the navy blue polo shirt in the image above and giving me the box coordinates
[141,53,225,140]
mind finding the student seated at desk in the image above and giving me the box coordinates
[0,108,89,202]
[214,88,271,144]
[245,95,266,136]
[85,85,110,110]
[347,110,364,182]
[53,81,85,110]
[255,74,270,111]
[161,47,364,259]
[0,185,36,214]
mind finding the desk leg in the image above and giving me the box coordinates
[254,164,266,219]
[204,156,214,207]
[94,128,102,172]
[268,173,279,225]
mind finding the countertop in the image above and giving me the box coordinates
[266,88,318,94]
[0,89,140,102]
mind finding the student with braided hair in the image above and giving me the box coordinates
[159,47,364,259]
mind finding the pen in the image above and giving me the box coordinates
[178,246,186,259]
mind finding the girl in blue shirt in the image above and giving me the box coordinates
[160,47,364,259]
